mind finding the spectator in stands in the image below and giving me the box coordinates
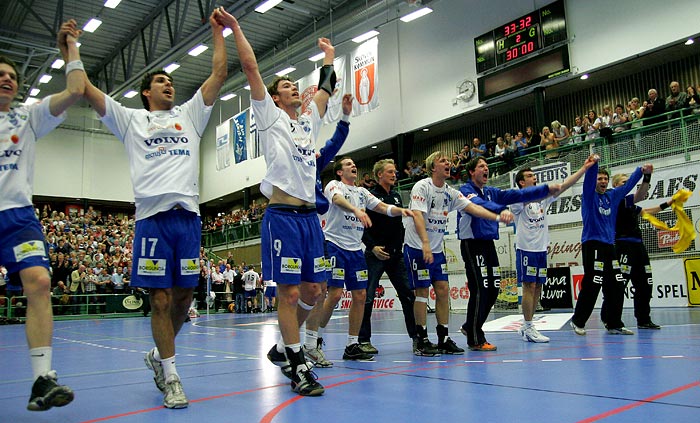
[450,152,464,181]
[111,267,125,294]
[571,116,584,144]
[52,281,70,316]
[210,266,224,312]
[494,136,507,158]
[599,105,613,128]
[585,110,602,140]
[628,98,645,129]
[403,161,414,180]
[514,131,528,155]
[551,120,569,145]
[666,81,687,116]
[469,137,486,159]
[644,88,666,126]
[51,252,71,289]
[540,126,559,159]
[222,263,235,306]
[359,173,377,189]
[525,126,540,151]
[611,104,628,133]
[233,265,245,313]
[684,85,699,109]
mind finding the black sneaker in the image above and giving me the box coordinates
[291,364,324,396]
[267,345,294,380]
[358,341,379,355]
[27,371,74,411]
[413,337,441,356]
[343,343,374,360]
[438,336,465,355]
[638,321,661,329]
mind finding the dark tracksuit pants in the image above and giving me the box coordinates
[460,239,501,347]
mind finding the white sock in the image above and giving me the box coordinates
[347,335,358,346]
[305,329,318,349]
[160,355,179,382]
[286,343,301,353]
[524,320,533,328]
[276,335,285,354]
[29,347,52,380]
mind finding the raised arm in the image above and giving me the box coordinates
[49,20,85,117]
[312,38,335,118]
[200,7,228,106]
[559,154,598,193]
[217,10,265,101]
[633,164,653,203]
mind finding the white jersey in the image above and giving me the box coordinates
[100,89,212,220]
[511,196,556,252]
[0,97,64,211]
[265,279,277,288]
[243,270,260,291]
[323,180,381,251]
[403,178,471,253]
[252,92,321,203]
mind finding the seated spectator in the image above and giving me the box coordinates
[611,104,629,133]
[450,152,464,181]
[359,172,377,189]
[666,81,687,116]
[494,137,507,158]
[403,161,413,179]
[540,126,559,158]
[551,120,569,145]
[409,160,423,181]
[684,85,700,109]
[469,137,486,159]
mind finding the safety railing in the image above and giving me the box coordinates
[0,293,150,320]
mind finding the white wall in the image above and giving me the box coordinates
[35,0,700,203]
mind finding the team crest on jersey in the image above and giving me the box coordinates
[280,257,302,274]
[137,258,166,276]
[356,270,368,282]
[13,241,46,261]
[180,259,199,275]
[332,268,345,280]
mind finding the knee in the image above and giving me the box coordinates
[352,289,366,303]
[300,283,323,305]
[433,283,448,299]
[21,272,51,298]
[149,290,171,312]
[326,287,343,305]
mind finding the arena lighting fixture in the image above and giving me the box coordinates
[123,90,138,98]
[308,52,325,62]
[352,30,380,43]
[51,59,65,69]
[83,18,102,33]
[30,88,40,96]
[38,74,52,84]
[255,0,284,14]
[580,74,589,80]
[422,128,429,131]
[685,38,694,45]
[220,93,237,101]
[275,66,296,76]
[399,7,433,23]
[223,28,233,38]
[104,0,121,8]
[188,44,208,56]
[371,145,377,149]
[163,63,180,73]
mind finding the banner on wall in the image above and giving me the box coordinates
[215,119,232,171]
[232,110,248,164]
[350,36,379,116]
[298,56,347,123]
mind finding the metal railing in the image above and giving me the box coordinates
[0,293,149,320]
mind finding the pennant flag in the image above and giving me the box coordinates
[351,37,379,116]
[232,110,248,164]
[215,119,232,171]
[298,56,347,123]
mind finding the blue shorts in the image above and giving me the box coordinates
[325,242,368,291]
[403,245,448,289]
[244,289,257,298]
[515,249,548,284]
[131,209,201,289]
[0,206,50,277]
[261,206,326,285]
[264,286,277,298]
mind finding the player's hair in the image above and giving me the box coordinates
[425,151,447,175]
[514,168,533,189]
[611,173,627,187]
[372,159,395,179]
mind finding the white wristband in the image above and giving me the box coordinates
[495,215,501,222]
[65,60,84,75]
[385,205,395,216]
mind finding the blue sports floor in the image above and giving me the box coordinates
[1,308,699,423]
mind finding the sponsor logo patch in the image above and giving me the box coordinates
[313,257,326,273]
[356,270,368,282]
[180,258,199,275]
[417,269,430,280]
[593,261,604,271]
[526,266,537,276]
[137,258,167,276]
[13,241,46,262]
[280,257,301,274]
[332,268,345,280]
[538,268,547,278]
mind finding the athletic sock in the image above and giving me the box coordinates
[347,335,358,346]
[29,347,52,380]
[160,355,179,382]
[304,329,318,349]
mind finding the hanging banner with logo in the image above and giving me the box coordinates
[298,56,347,123]
[215,119,232,171]
[232,110,247,164]
[350,36,379,116]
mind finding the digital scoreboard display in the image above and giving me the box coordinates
[474,0,566,74]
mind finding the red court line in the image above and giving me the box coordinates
[576,381,700,423]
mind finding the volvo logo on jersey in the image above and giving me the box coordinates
[143,136,189,147]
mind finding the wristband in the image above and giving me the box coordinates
[643,173,651,183]
[495,215,501,222]
[659,202,670,211]
[385,205,395,216]
[65,60,84,75]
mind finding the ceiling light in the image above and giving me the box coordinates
[580,74,589,80]
[123,90,138,98]
[255,0,284,14]
[188,44,209,56]
[104,0,121,8]
[39,74,52,84]
[220,93,237,101]
[30,88,40,96]
[371,145,377,149]
[163,63,180,73]
[83,18,102,33]
[400,7,433,22]
[222,28,233,38]
[422,128,430,132]
[308,52,325,62]
[244,85,251,90]
[76,42,81,47]
[685,38,694,45]
[275,66,296,76]
[51,59,65,69]
[352,30,380,44]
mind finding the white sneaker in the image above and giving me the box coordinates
[163,375,188,409]
[523,326,550,343]
[607,326,634,335]
[303,345,333,368]
[144,348,166,392]
[570,321,586,336]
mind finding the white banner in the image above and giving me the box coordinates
[351,37,379,116]
[298,56,347,124]
[215,119,232,171]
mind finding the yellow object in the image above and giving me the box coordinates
[641,189,695,253]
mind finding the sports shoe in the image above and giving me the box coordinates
[144,348,166,392]
[607,326,634,335]
[570,321,586,336]
[343,343,375,360]
[303,345,333,368]
[522,326,550,343]
[163,375,188,409]
[469,342,497,351]
[268,345,314,379]
[413,337,441,356]
[27,370,74,411]
[291,364,324,396]
[438,337,465,354]
[638,321,661,329]
[358,341,379,355]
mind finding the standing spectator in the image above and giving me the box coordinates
[469,137,486,159]
[599,105,613,128]
[210,267,224,311]
[111,267,125,294]
[458,157,557,351]
[233,265,245,313]
[570,160,651,336]
[243,265,260,313]
[571,116,585,144]
[358,159,417,355]
[83,8,230,408]
[540,126,559,159]
[611,104,629,133]
[644,88,666,126]
[222,263,235,305]
[551,120,569,145]
[684,85,700,109]
[0,20,84,411]
[359,173,377,189]
[525,126,541,151]
[666,81,687,117]
[404,152,507,356]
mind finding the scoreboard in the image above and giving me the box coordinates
[474,0,567,74]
